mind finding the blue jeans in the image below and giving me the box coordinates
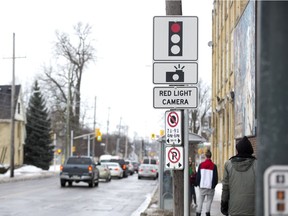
[196,188,215,213]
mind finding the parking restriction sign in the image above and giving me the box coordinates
[165,146,183,170]
[165,110,182,145]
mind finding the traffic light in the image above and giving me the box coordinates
[160,129,165,137]
[151,133,156,140]
[97,132,102,141]
[95,128,100,137]
[168,21,183,56]
[95,128,102,141]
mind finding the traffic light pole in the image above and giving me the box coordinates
[256,2,288,215]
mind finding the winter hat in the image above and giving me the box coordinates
[236,136,254,155]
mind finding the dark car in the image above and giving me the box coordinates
[60,156,99,187]
[125,160,135,175]
[132,161,140,173]
[110,159,129,178]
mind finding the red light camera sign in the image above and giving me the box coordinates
[153,16,198,61]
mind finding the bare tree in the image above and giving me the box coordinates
[189,79,211,138]
[54,22,95,128]
[40,23,95,131]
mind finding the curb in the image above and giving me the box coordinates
[0,172,59,184]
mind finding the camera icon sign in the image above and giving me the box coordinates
[166,64,185,82]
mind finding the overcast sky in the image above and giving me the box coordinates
[0,0,213,139]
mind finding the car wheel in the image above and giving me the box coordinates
[68,181,72,186]
[138,176,141,180]
[95,179,99,187]
[89,179,95,187]
[60,180,66,187]
[119,172,123,179]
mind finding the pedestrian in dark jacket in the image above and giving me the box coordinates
[196,149,218,216]
[221,136,257,216]
[189,159,197,208]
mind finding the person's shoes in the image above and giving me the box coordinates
[196,213,201,216]
[206,213,211,216]
[191,203,198,208]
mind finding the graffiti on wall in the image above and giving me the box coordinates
[234,0,256,138]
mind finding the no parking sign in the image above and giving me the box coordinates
[165,146,183,170]
[165,110,182,145]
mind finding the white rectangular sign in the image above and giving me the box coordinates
[153,86,198,109]
[165,111,182,145]
[153,16,198,61]
[153,62,198,84]
[165,146,184,170]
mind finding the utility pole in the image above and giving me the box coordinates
[105,107,110,153]
[65,67,71,161]
[92,96,97,157]
[10,33,16,178]
[125,126,129,159]
[3,33,26,178]
[165,1,185,216]
[116,117,122,155]
[256,2,288,215]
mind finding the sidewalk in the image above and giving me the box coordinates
[142,183,222,216]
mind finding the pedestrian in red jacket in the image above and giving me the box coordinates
[195,149,218,216]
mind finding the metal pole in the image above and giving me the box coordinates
[70,130,73,156]
[10,33,15,178]
[256,2,288,215]
[159,138,164,209]
[184,109,189,216]
[53,133,57,171]
[88,134,90,156]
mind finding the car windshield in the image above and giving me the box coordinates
[67,157,91,165]
[143,159,157,164]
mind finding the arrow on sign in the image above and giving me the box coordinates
[178,163,182,168]
[166,138,181,144]
[167,162,170,167]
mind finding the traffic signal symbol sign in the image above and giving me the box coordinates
[169,21,183,56]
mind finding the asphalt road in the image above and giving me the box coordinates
[0,174,158,216]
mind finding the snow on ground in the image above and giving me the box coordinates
[0,164,60,179]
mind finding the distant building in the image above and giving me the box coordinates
[0,85,26,166]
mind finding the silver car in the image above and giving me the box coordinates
[96,164,111,182]
[103,162,124,179]
[138,164,158,180]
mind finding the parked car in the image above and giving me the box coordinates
[60,156,99,187]
[142,158,159,176]
[96,164,111,182]
[103,162,123,179]
[143,158,158,165]
[110,159,129,178]
[138,164,158,180]
[125,160,135,175]
[132,161,140,173]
